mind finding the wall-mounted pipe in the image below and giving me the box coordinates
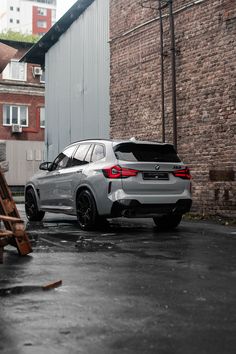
[158,0,165,143]
[168,0,177,151]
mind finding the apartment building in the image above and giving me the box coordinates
[0,0,57,36]
[0,39,45,186]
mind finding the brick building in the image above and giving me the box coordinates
[0,39,45,186]
[110,0,236,217]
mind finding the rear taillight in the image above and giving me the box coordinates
[173,167,191,180]
[102,165,139,179]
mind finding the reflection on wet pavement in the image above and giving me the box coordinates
[1,205,236,354]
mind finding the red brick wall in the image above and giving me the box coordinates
[0,93,44,141]
[0,44,45,143]
[110,0,236,217]
[32,6,52,35]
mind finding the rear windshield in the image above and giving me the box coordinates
[114,143,181,162]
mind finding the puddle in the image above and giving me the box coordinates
[75,237,116,252]
[74,236,178,260]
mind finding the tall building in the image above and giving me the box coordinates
[0,0,57,36]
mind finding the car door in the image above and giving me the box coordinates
[69,143,94,205]
[38,145,76,210]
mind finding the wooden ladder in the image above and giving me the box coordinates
[0,170,32,263]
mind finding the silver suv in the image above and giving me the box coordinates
[25,139,192,230]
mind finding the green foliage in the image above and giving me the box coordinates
[0,30,39,43]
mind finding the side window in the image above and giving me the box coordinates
[71,144,91,166]
[91,144,105,162]
[50,146,75,171]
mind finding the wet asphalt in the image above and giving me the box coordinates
[0,204,236,354]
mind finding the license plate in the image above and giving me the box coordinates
[142,172,169,180]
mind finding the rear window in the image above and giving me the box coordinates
[114,143,180,162]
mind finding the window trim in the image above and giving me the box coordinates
[39,106,45,128]
[3,104,29,127]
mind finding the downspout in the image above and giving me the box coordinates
[168,0,178,151]
[159,0,165,143]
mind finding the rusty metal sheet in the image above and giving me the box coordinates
[0,42,17,73]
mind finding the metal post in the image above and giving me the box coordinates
[159,0,165,143]
[168,0,177,151]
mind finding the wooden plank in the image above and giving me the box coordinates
[2,199,15,214]
[0,170,32,257]
[0,215,22,223]
[0,230,13,237]
[42,280,62,291]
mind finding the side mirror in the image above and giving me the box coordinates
[39,162,52,171]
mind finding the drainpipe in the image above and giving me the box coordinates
[168,0,178,151]
[159,0,165,143]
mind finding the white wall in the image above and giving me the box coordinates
[5,140,45,185]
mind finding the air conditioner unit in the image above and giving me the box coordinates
[12,124,22,133]
[33,67,43,77]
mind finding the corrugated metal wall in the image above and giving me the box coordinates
[45,0,110,161]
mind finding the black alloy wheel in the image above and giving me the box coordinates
[76,190,98,230]
[153,213,182,230]
[25,188,45,221]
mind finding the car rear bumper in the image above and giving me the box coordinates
[110,198,192,218]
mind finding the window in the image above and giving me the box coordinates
[38,7,47,16]
[3,105,28,127]
[10,6,13,11]
[2,60,26,81]
[40,107,45,128]
[16,19,20,24]
[37,20,47,28]
[10,18,13,23]
[71,144,92,166]
[91,145,105,162]
[17,7,20,12]
[40,70,45,83]
[50,146,76,171]
[114,143,181,162]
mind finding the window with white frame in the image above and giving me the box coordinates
[3,105,28,126]
[37,20,47,28]
[40,107,45,128]
[38,7,47,16]
[2,60,27,81]
[40,70,45,83]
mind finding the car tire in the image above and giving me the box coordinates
[76,190,99,230]
[25,188,45,221]
[153,214,182,230]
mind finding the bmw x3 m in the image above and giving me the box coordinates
[25,139,192,230]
